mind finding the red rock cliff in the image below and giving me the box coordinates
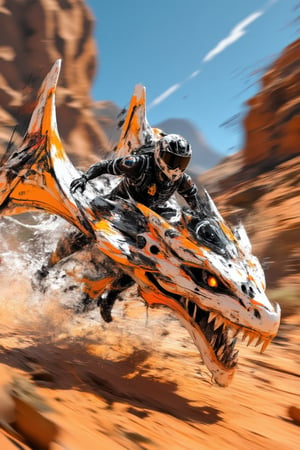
[0,0,112,167]
[200,40,300,292]
[243,39,300,169]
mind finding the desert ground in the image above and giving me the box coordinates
[0,271,299,449]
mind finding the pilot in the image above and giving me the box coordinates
[70,134,202,214]
[70,134,204,322]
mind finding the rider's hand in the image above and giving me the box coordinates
[70,175,87,193]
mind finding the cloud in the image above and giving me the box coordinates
[203,11,263,62]
[187,70,201,80]
[148,83,181,109]
[148,1,278,109]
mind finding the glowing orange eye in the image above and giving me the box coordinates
[207,276,218,288]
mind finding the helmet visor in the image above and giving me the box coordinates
[159,147,190,171]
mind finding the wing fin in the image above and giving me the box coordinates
[115,84,155,157]
[0,60,95,237]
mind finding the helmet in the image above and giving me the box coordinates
[154,134,192,181]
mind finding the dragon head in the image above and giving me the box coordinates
[91,194,280,387]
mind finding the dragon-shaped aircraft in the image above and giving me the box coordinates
[0,60,281,387]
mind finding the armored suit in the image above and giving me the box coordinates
[81,150,200,214]
[70,134,202,322]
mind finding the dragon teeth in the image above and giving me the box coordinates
[241,331,248,342]
[217,344,225,358]
[193,304,197,320]
[240,330,256,346]
[227,325,233,337]
[232,350,239,360]
[232,328,241,339]
[260,339,270,353]
[208,312,217,323]
[230,338,237,349]
[229,328,270,353]
[255,336,264,347]
[246,332,257,347]
[213,315,224,331]
[210,335,217,347]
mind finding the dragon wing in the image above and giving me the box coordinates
[115,84,164,158]
[0,60,95,236]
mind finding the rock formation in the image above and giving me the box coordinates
[243,39,299,170]
[200,40,300,294]
[0,0,112,168]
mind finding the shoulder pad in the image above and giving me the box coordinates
[183,173,193,184]
[122,156,138,167]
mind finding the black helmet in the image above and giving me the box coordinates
[154,134,192,181]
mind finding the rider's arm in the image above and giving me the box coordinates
[84,156,144,180]
[177,173,203,210]
[84,159,113,180]
[70,155,146,193]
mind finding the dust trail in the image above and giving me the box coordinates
[0,212,143,328]
[0,213,84,326]
[0,211,193,366]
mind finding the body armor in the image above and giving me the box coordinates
[84,152,199,211]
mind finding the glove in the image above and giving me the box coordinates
[70,175,87,193]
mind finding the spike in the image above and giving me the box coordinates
[217,345,225,358]
[241,331,248,342]
[247,333,256,347]
[193,304,197,320]
[222,320,230,332]
[213,315,224,331]
[208,312,218,323]
[229,338,237,349]
[227,325,233,337]
[232,327,241,339]
[255,336,264,347]
[210,335,217,347]
[260,339,270,353]
[232,350,239,360]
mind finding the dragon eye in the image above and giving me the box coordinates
[207,276,218,288]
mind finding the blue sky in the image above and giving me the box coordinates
[85,0,299,156]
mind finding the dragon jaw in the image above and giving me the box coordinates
[137,265,280,386]
[141,283,280,386]
[121,204,281,387]
[92,200,281,386]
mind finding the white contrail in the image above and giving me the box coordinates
[148,83,180,109]
[149,1,279,109]
[148,71,202,108]
[187,70,201,80]
[203,0,280,62]
[203,11,263,62]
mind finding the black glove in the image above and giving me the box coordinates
[70,175,87,193]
